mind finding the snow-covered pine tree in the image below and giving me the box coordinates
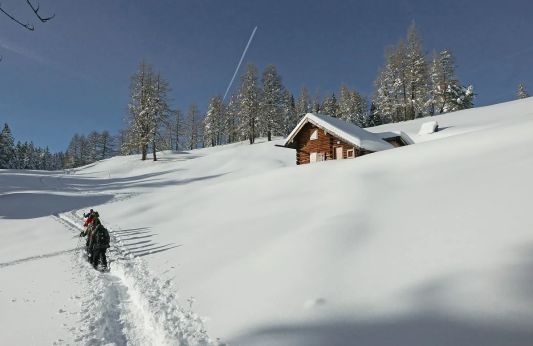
[224,94,240,144]
[15,141,38,169]
[366,102,383,127]
[87,131,100,163]
[204,95,225,147]
[53,152,65,170]
[259,65,285,141]
[430,49,458,114]
[79,135,90,166]
[373,62,395,124]
[0,123,16,168]
[169,108,184,151]
[125,60,159,160]
[119,128,138,156]
[149,73,171,161]
[338,85,352,121]
[39,147,53,170]
[338,85,368,127]
[517,83,529,99]
[65,134,81,168]
[405,22,430,119]
[312,90,321,113]
[295,87,311,117]
[443,84,474,112]
[186,103,202,150]
[321,93,339,117]
[428,51,441,115]
[12,141,23,169]
[374,43,409,123]
[282,89,297,135]
[238,64,260,144]
[99,130,115,159]
[64,133,91,167]
[374,24,437,122]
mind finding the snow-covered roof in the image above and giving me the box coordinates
[283,113,394,152]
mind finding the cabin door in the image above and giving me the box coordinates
[310,152,317,163]
[335,147,343,160]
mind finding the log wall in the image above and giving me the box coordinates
[293,123,371,165]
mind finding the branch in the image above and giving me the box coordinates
[0,3,35,31]
[26,0,54,22]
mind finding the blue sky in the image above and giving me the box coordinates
[0,0,532,152]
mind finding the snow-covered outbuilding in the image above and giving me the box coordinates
[283,113,407,165]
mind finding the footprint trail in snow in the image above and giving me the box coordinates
[54,212,212,346]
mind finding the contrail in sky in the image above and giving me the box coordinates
[223,26,258,102]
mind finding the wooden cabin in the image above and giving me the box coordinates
[283,113,405,165]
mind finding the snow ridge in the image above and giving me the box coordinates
[55,212,212,346]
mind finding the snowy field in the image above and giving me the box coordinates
[2,98,533,345]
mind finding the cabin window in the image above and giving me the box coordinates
[310,129,318,140]
[347,149,354,158]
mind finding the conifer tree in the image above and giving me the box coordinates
[124,61,171,160]
[204,95,225,147]
[517,83,529,99]
[373,62,395,124]
[444,84,474,112]
[430,50,459,114]
[312,90,322,113]
[282,90,298,135]
[0,123,16,168]
[405,22,430,119]
[366,102,383,127]
[259,65,284,141]
[374,44,409,123]
[126,60,154,160]
[338,85,368,126]
[225,94,240,144]
[238,64,260,144]
[99,130,115,159]
[87,131,100,163]
[295,87,311,117]
[170,108,184,151]
[321,93,339,117]
[150,73,171,161]
[185,104,202,150]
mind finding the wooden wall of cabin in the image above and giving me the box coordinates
[293,123,371,165]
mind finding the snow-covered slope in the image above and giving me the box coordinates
[2,98,533,345]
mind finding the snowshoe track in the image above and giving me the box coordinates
[54,212,211,346]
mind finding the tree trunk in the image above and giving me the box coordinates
[141,145,147,161]
[152,138,157,161]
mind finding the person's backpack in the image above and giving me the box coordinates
[95,226,110,248]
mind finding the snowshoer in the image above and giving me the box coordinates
[90,218,110,270]
[83,209,99,228]
[80,209,100,257]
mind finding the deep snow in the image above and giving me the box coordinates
[2,98,533,345]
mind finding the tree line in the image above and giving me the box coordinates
[64,131,117,168]
[0,123,64,170]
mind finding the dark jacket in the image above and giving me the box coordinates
[91,224,110,250]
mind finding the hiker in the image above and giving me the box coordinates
[90,218,110,270]
[80,209,99,257]
[83,209,99,228]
